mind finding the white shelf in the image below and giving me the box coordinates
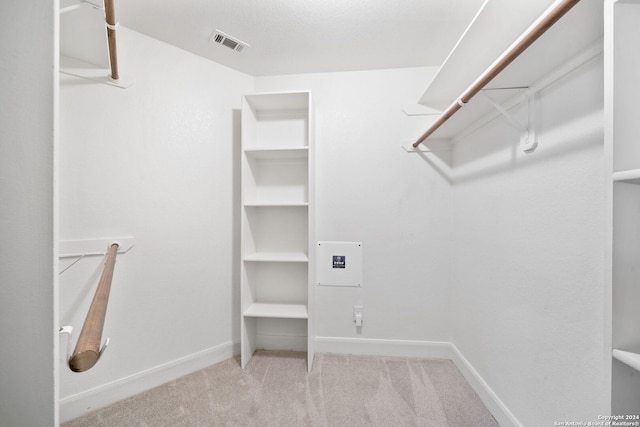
[243,303,308,319]
[244,147,308,159]
[243,252,309,263]
[613,349,640,372]
[418,0,603,140]
[613,169,640,185]
[244,202,308,207]
[59,236,135,258]
[419,0,558,110]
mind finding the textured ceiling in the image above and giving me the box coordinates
[111,0,486,76]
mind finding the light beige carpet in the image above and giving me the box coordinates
[62,351,500,426]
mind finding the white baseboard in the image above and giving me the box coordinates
[315,336,454,359]
[314,336,520,427]
[449,343,522,427]
[59,340,239,423]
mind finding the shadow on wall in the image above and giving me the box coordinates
[231,108,242,342]
[409,50,603,186]
[410,102,602,186]
[409,138,454,185]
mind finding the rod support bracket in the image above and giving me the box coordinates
[521,88,537,153]
[59,326,74,362]
[99,337,110,360]
[481,87,537,153]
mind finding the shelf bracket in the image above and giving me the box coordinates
[480,88,537,153]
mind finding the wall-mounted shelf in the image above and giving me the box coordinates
[613,169,640,184]
[419,0,558,111]
[58,237,134,275]
[414,0,603,143]
[59,237,135,259]
[60,56,134,89]
[613,350,640,372]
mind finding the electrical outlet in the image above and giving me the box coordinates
[353,305,363,327]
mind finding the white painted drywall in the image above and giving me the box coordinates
[58,26,252,419]
[56,20,611,427]
[449,55,608,424]
[0,1,58,426]
[256,68,454,347]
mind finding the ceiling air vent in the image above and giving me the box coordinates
[210,30,249,53]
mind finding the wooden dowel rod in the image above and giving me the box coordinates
[413,0,581,148]
[104,0,119,81]
[69,243,119,372]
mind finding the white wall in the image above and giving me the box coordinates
[0,1,58,426]
[55,20,610,426]
[256,68,454,353]
[449,55,607,424]
[58,26,252,419]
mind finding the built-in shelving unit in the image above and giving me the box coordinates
[240,91,314,371]
[606,0,640,414]
[415,0,603,143]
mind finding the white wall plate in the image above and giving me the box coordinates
[316,241,362,287]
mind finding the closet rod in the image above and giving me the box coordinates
[69,243,119,372]
[413,0,581,148]
[104,0,119,81]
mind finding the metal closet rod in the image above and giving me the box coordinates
[413,0,581,148]
[68,243,119,372]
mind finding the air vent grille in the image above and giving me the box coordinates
[210,30,249,53]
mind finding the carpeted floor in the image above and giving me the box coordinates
[62,350,500,426]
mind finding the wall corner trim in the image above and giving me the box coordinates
[59,340,240,423]
[314,336,521,427]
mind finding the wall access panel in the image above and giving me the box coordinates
[316,241,363,287]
